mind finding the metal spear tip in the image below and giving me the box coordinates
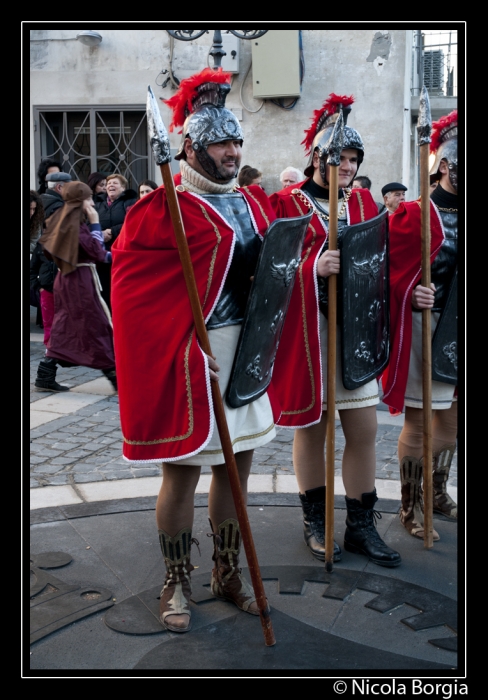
[147,85,172,166]
[326,108,344,167]
[417,85,432,146]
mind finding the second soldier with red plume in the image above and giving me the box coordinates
[271,94,402,568]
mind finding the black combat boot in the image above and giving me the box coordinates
[34,358,70,392]
[344,489,401,567]
[101,367,117,391]
[299,486,342,562]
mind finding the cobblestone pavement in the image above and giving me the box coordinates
[29,337,458,494]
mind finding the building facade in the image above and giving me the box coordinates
[28,27,459,203]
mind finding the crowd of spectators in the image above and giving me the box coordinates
[29,160,161,391]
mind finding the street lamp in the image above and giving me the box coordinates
[76,31,103,47]
[166,30,268,69]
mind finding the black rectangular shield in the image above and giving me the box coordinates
[432,267,458,385]
[225,211,312,408]
[340,209,389,390]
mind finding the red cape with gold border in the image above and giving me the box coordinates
[270,181,378,428]
[381,199,445,414]
[111,180,275,462]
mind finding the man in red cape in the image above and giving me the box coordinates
[111,69,277,634]
[271,94,401,569]
[382,110,458,541]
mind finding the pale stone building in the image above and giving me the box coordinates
[28,27,459,203]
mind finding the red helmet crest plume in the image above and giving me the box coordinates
[430,109,457,154]
[164,67,233,133]
[302,94,355,156]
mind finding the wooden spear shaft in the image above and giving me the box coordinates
[419,143,434,550]
[325,164,339,572]
[159,162,276,645]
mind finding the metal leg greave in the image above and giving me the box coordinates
[433,444,457,519]
[209,517,261,615]
[158,527,196,632]
[399,456,440,541]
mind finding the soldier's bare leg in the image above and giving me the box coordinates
[208,449,253,524]
[340,405,378,500]
[399,402,457,460]
[292,406,378,498]
[432,401,458,453]
[156,463,201,534]
[292,414,327,492]
[398,406,423,461]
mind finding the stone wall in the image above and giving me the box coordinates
[29,28,455,202]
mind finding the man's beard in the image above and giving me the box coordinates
[216,160,239,180]
[196,149,239,182]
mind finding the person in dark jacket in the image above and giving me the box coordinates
[30,241,58,346]
[40,172,73,220]
[87,172,108,204]
[34,173,72,338]
[30,191,46,328]
[30,191,45,254]
[37,158,62,195]
[94,173,137,309]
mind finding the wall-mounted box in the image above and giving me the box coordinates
[220,33,240,74]
[251,30,301,99]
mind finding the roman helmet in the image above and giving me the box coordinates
[429,109,457,191]
[302,94,364,185]
[164,67,243,181]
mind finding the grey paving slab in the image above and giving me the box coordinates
[29,395,457,491]
[28,300,458,494]
[27,307,462,676]
[28,502,461,675]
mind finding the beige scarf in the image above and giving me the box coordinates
[180,160,237,194]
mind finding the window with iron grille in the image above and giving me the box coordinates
[33,107,153,189]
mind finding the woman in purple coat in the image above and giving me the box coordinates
[34,181,117,393]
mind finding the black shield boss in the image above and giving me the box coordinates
[340,209,389,390]
[226,211,313,408]
[432,267,457,385]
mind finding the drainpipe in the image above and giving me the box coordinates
[403,30,414,197]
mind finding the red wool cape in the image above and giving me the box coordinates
[270,182,378,428]
[381,199,445,414]
[111,181,276,462]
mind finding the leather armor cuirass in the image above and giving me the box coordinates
[202,193,262,329]
[431,208,457,312]
[314,200,348,316]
